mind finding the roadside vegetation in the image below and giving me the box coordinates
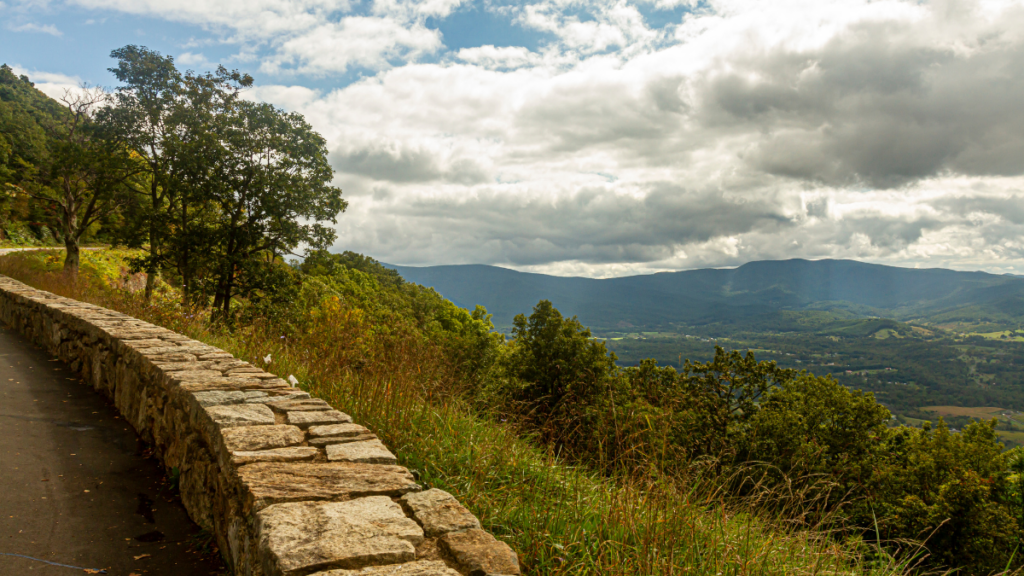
[0,247,939,576]
[2,46,1022,576]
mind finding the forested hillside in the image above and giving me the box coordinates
[1,64,84,245]
[390,259,1024,331]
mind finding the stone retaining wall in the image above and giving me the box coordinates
[0,275,521,576]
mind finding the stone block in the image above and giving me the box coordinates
[310,560,461,576]
[207,403,276,428]
[232,447,319,465]
[181,380,246,393]
[400,489,481,537]
[240,378,294,390]
[308,434,377,448]
[257,497,424,576]
[309,423,371,438]
[195,390,268,407]
[248,392,312,404]
[236,462,419,511]
[287,410,352,428]
[439,529,520,576]
[326,440,397,465]
[222,425,306,452]
[168,370,233,386]
[267,398,333,413]
[140,344,221,357]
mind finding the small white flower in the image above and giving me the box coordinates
[288,374,299,387]
[263,354,272,364]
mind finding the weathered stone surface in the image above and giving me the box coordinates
[232,447,319,465]
[165,369,225,386]
[152,360,213,372]
[206,359,253,372]
[226,365,267,374]
[194,390,268,407]
[140,344,221,357]
[309,423,371,438]
[222,425,305,452]
[236,462,419,510]
[287,410,352,428]
[239,378,294,390]
[257,497,424,576]
[439,529,520,576]
[401,489,481,537]
[235,371,285,380]
[248,391,312,404]
[143,352,198,364]
[199,351,235,360]
[310,560,461,576]
[267,398,333,413]
[308,434,377,448]
[207,403,276,428]
[181,380,245,393]
[118,337,168,349]
[326,440,397,465]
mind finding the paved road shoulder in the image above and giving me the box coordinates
[0,324,224,576]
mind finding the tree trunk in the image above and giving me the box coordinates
[144,267,156,299]
[144,190,159,301]
[64,238,80,276]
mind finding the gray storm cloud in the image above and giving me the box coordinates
[709,14,1024,188]
[292,0,1024,275]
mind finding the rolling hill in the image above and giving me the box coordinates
[386,259,1024,331]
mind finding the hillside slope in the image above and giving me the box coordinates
[387,259,1024,330]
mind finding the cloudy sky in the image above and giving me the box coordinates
[3,0,1024,277]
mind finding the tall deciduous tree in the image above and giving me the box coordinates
[24,88,139,273]
[101,46,252,300]
[101,45,344,311]
[160,66,254,305]
[99,45,180,297]
[206,99,346,314]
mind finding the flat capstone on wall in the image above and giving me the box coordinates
[0,275,521,576]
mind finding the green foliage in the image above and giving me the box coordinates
[301,249,404,288]
[676,348,795,461]
[98,45,345,310]
[289,251,499,387]
[0,64,65,244]
[0,64,63,184]
[501,300,618,429]
[746,373,890,483]
[863,419,1020,574]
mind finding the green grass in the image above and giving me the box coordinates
[0,249,948,576]
[970,330,1024,342]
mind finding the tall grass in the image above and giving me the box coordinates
[0,249,946,576]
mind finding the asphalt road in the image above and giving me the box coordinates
[0,323,225,576]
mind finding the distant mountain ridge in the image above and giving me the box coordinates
[385,259,1024,330]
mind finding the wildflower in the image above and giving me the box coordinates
[263,353,272,364]
[288,374,299,387]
